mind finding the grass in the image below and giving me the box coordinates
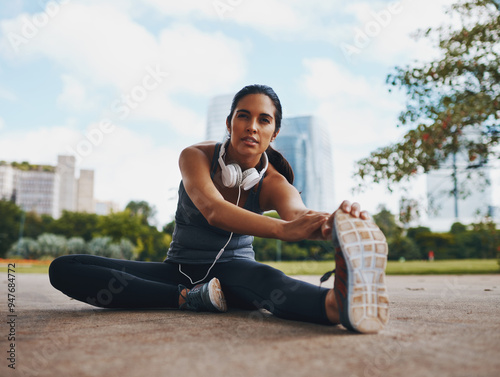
[1,258,498,275]
[265,259,500,275]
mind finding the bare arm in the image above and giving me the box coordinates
[179,144,327,241]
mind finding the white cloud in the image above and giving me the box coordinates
[0,3,160,89]
[141,0,306,32]
[157,23,246,95]
[0,3,246,136]
[301,57,402,147]
[0,116,4,130]
[0,3,246,93]
[338,0,456,64]
[57,74,95,111]
[0,124,182,225]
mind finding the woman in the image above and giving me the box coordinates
[49,84,389,334]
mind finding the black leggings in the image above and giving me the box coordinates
[49,255,331,325]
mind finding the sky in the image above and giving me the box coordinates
[0,0,460,227]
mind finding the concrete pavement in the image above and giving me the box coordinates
[2,273,499,377]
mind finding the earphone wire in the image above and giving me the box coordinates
[178,185,242,286]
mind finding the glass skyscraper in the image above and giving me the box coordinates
[205,95,335,211]
[205,94,233,142]
[274,116,335,211]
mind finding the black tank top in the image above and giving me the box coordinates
[166,143,264,264]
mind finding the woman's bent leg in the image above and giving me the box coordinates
[49,255,182,309]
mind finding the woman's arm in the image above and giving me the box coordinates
[179,144,328,242]
[261,172,371,241]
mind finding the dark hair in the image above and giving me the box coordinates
[227,84,294,184]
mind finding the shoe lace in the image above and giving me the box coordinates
[178,284,205,311]
[319,269,335,286]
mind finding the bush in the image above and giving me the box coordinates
[67,237,89,254]
[119,238,135,260]
[37,233,67,258]
[87,237,113,257]
[388,236,422,261]
[7,238,40,259]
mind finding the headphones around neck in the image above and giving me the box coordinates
[218,142,268,191]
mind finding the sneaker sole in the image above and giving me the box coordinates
[208,278,227,312]
[334,211,389,333]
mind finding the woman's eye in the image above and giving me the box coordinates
[237,114,248,118]
[261,118,270,124]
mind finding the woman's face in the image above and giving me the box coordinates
[226,93,278,159]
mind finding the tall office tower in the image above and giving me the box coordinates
[77,169,94,213]
[426,152,495,231]
[57,155,77,214]
[206,94,233,142]
[0,163,15,200]
[274,116,335,211]
[16,168,60,218]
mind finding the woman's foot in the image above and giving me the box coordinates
[178,277,227,312]
[327,210,389,333]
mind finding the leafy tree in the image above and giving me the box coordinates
[125,200,157,225]
[373,206,402,240]
[48,211,99,241]
[95,209,147,242]
[355,0,500,191]
[387,236,422,261]
[450,222,468,234]
[0,200,22,258]
[406,226,432,240]
[469,217,499,258]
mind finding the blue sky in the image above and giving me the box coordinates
[0,0,458,226]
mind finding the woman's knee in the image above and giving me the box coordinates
[48,255,77,289]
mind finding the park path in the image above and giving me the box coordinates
[2,273,499,377]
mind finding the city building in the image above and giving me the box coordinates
[0,156,97,218]
[15,168,60,218]
[0,164,15,201]
[77,169,95,213]
[205,94,232,142]
[205,95,335,211]
[57,155,78,213]
[274,116,335,211]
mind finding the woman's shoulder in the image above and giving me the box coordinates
[181,141,219,161]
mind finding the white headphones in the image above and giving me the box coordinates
[218,142,268,191]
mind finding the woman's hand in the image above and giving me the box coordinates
[280,210,331,242]
[319,200,371,240]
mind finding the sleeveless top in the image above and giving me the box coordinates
[166,143,264,264]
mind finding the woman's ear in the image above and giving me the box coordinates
[226,117,231,134]
[271,129,280,142]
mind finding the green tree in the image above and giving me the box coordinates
[95,210,146,242]
[0,200,23,257]
[48,211,99,241]
[373,206,402,240]
[355,0,500,191]
[125,200,157,225]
